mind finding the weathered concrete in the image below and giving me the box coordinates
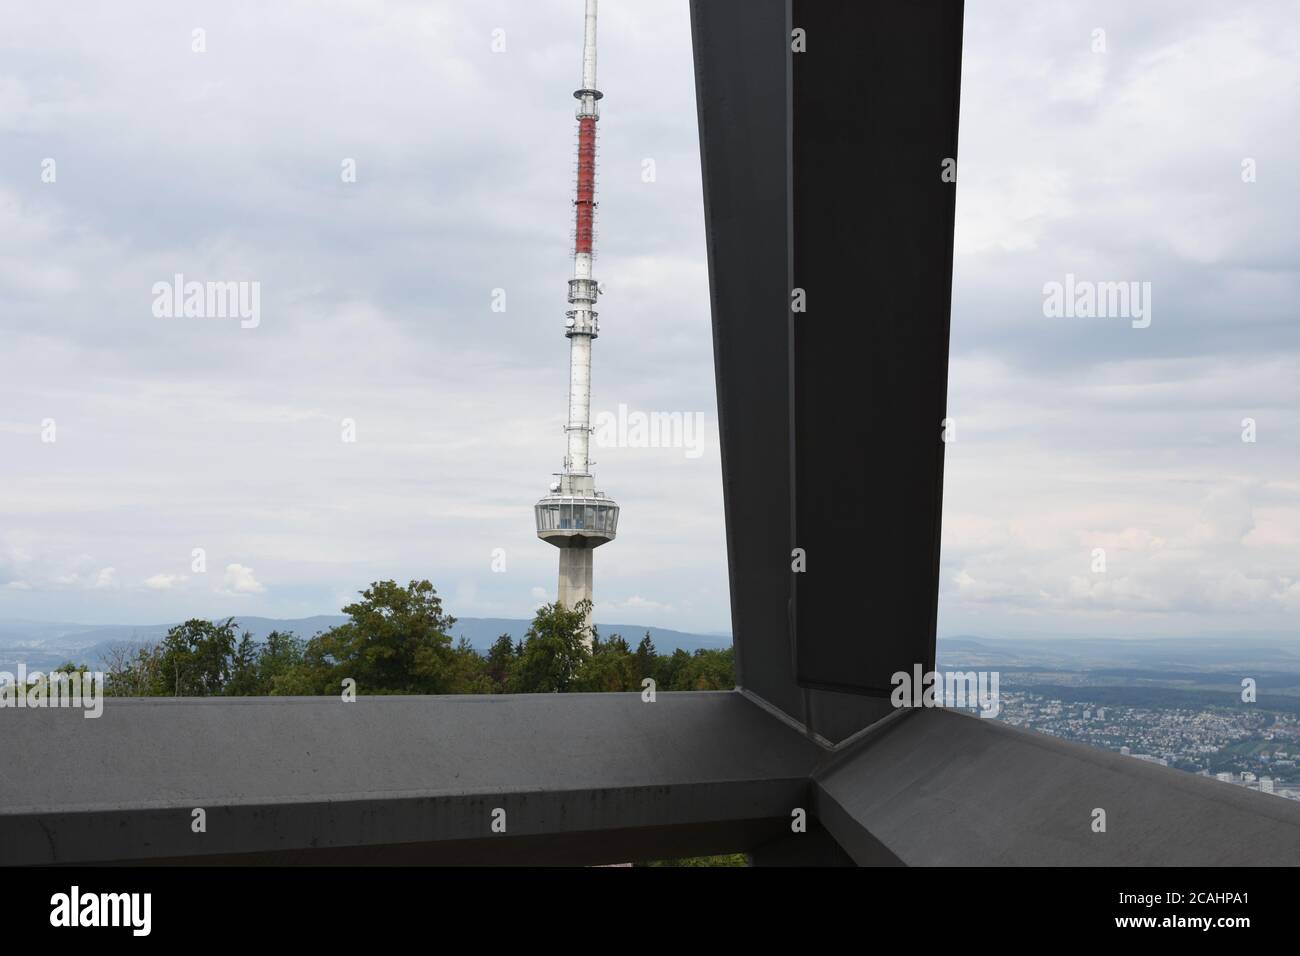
[0,691,820,865]
[813,709,1300,866]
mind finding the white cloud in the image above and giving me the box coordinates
[606,595,673,616]
[220,564,265,596]
[143,573,186,590]
[91,567,118,590]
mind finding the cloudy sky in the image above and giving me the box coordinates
[0,1,1296,642]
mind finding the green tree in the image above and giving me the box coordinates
[217,629,308,696]
[293,580,461,695]
[258,630,306,693]
[8,662,92,699]
[573,632,637,692]
[669,648,735,691]
[90,581,736,700]
[150,618,239,696]
[654,647,691,691]
[638,853,748,867]
[485,633,519,692]
[508,601,591,693]
[448,637,494,694]
[225,632,260,696]
[103,642,163,697]
[633,634,657,681]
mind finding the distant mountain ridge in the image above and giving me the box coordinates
[0,615,732,673]
[10,619,1299,677]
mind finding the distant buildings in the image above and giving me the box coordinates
[982,684,1300,803]
[1130,753,1168,767]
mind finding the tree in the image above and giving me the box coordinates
[448,637,494,694]
[218,629,307,696]
[150,618,239,697]
[633,634,657,681]
[654,648,691,691]
[225,632,261,696]
[87,580,737,699]
[7,662,91,698]
[674,648,735,690]
[293,580,461,695]
[573,632,637,692]
[486,633,519,692]
[103,642,162,697]
[258,630,306,693]
[600,634,631,656]
[508,601,591,693]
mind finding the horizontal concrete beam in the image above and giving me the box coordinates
[8,692,1300,865]
[1,691,822,865]
[813,708,1300,866]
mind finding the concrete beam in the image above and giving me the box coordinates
[7,692,1300,865]
[1,691,821,866]
[813,709,1300,866]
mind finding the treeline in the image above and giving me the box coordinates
[100,579,733,697]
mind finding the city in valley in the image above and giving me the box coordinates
[940,636,1300,802]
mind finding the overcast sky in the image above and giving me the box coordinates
[1,1,1296,641]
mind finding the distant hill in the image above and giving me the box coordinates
[0,615,731,673]
[937,634,1300,672]
[445,617,731,654]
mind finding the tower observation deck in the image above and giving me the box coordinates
[535,0,618,632]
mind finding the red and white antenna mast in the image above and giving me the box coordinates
[566,0,601,475]
[534,0,619,635]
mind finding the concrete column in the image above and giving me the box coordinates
[557,542,594,640]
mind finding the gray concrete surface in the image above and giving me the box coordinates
[1,691,821,865]
[813,708,1300,865]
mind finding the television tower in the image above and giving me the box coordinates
[534,0,618,634]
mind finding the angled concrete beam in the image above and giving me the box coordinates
[691,0,898,747]
[789,0,963,697]
[812,709,1300,866]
